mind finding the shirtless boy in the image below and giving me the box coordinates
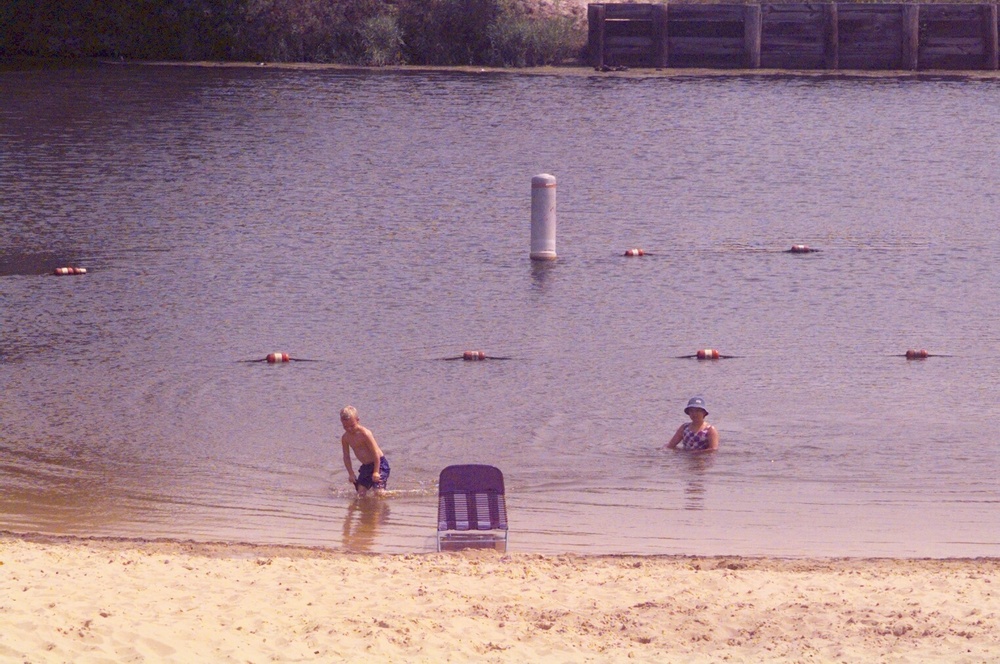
[340,405,390,497]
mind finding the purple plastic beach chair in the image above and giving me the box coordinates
[436,464,509,552]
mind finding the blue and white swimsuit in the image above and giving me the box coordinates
[678,424,714,451]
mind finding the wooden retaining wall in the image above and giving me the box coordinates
[588,3,1000,70]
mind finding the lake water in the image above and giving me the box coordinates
[2,63,999,557]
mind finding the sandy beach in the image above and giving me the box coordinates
[1,534,998,662]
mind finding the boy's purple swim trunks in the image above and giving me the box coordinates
[355,456,390,490]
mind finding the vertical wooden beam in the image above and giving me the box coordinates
[744,4,762,68]
[588,4,606,69]
[901,4,920,70]
[653,3,670,68]
[984,3,999,70]
[824,3,839,70]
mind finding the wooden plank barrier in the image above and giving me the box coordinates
[590,3,669,67]
[759,4,838,69]
[588,2,1000,70]
[668,4,756,68]
[837,4,909,69]
[919,4,1000,69]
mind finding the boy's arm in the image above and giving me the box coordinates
[362,430,383,481]
[342,438,356,484]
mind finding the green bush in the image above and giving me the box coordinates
[239,0,342,62]
[237,0,394,62]
[486,9,581,67]
[0,0,585,67]
[397,0,503,65]
[358,13,405,66]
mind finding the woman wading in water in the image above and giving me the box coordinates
[664,396,719,452]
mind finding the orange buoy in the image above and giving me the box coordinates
[266,352,290,363]
[696,349,720,360]
[462,350,486,361]
[54,267,87,275]
[624,248,644,257]
[905,349,929,359]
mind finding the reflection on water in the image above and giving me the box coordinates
[342,499,392,553]
[0,251,69,277]
[528,259,558,292]
[679,452,715,511]
[0,441,131,533]
[2,65,1000,557]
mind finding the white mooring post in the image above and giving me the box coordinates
[530,173,557,261]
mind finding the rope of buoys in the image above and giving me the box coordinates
[676,349,738,360]
[441,350,512,361]
[623,248,645,257]
[238,352,320,363]
[787,245,820,254]
[53,267,87,275]
[235,348,950,364]
[900,349,952,359]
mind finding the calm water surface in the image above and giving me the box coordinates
[2,64,999,556]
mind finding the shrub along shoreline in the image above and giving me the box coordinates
[0,0,587,67]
